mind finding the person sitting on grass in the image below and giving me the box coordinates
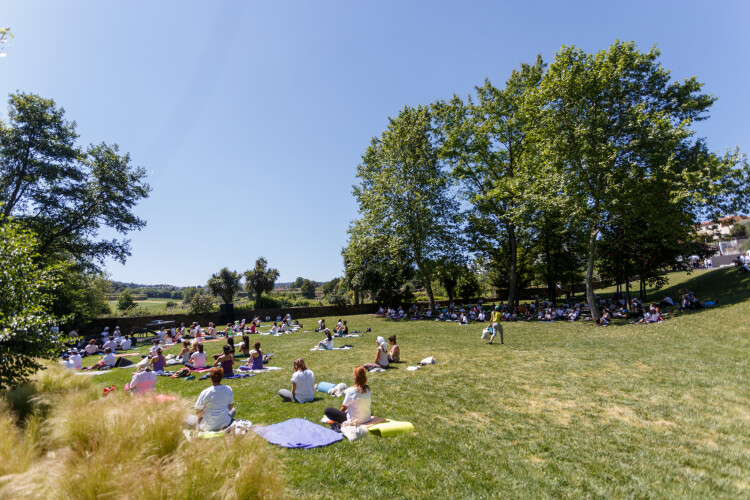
[84,338,99,356]
[246,341,265,370]
[150,347,166,372]
[316,318,326,332]
[336,320,349,336]
[221,323,234,336]
[269,322,279,335]
[213,337,235,360]
[324,366,371,426]
[236,335,251,357]
[69,348,83,370]
[86,348,116,370]
[387,335,400,363]
[363,337,389,370]
[213,344,234,377]
[194,367,235,431]
[278,358,315,403]
[186,342,207,370]
[247,321,257,334]
[102,336,117,353]
[126,365,156,394]
[316,329,334,350]
[175,340,191,364]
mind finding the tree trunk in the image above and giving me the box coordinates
[585,225,600,320]
[507,223,518,308]
[415,260,436,312]
[625,274,631,311]
[354,287,360,305]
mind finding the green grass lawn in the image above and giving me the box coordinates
[85,267,750,498]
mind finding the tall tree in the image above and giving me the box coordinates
[244,257,279,309]
[0,216,62,389]
[352,105,460,312]
[527,41,747,319]
[207,267,242,304]
[343,223,414,307]
[0,93,150,269]
[436,56,547,308]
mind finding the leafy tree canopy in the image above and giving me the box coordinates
[207,267,242,304]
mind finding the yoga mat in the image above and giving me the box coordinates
[190,368,212,373]
[114,353,139,358]
[317,382,336,393]
[253,418,342,449]
[367,420,415,437]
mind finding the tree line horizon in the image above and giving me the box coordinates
[1,39,749,386]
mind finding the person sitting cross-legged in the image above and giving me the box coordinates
[193,367,235,431]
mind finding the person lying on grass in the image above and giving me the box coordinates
[387,335,400,363]
[185,342,207,370]
[86,348,116,370]
[126,365,156,394]
[213,344,234,377]
[363,337,389,371]
[324,366,372,425]
[194,367,235,431]
[278,358,315,403]
[316,330,333,350]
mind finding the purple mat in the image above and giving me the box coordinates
[253,418,342,449]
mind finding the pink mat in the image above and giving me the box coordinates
[115,353,140,358]
[190,368,212,373]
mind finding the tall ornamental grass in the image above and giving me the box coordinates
[0,363,284,500]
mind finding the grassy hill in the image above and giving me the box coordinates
[24,267,750,497]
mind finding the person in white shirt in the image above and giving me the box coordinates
[149,340,161,356]
[84,339,100,356]
[269,322,279,335]
[86,348,116,370]
[127,366,157,394]
[278,358,315,403]
[69,349,83,370]
[193,367,235,431]
[186,343,207,370]
[103,336,117,353]
[324,366,372,424]
[120,337,132,350]
[316,330,334,350]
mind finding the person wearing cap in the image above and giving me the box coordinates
[363,336,389,370]
[489,305,503,344]
[69,348,83,370]
[100,326,110,339]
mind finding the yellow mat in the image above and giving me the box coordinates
[367,419,414,437]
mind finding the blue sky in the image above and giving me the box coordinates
[2,1,748,286]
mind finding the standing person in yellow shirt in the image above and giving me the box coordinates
[489,305,504,345]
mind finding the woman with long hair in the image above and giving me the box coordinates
[213,344,234,377]
[278,358,315,403]
[324,366,372,424]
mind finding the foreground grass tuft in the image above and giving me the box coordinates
[0,364,284,500]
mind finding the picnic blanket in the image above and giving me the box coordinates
[253,418,342,449]
[367,419,414,437]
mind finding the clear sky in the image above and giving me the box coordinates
[2,1,748,286]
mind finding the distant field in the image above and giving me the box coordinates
[88,267,750,498]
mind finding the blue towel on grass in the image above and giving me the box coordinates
[253,418,342,449]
